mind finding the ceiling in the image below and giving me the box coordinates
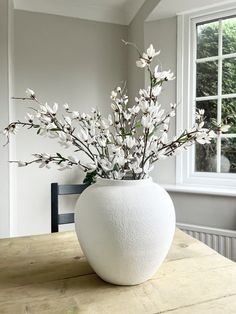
[14,0,236,25]
[147,0,236,21]
[13,0,146,25]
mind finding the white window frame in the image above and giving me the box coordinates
[176,3,236,188]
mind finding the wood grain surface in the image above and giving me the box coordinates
[0,229,236,313]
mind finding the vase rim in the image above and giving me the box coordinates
[96,177,153,186]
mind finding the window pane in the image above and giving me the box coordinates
[196,100,217,128]
[223,17,236,55]
[221,138,236,173]
[195,140,217,172]
[196,61,218,97]
[197,21,219,59]
[222,98,236,134]
[222,58,236,94]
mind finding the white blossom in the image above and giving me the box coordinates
[4,43,213,180]
[68,155,78,164]
[141,115,153,129]
[145,44,160,59]
[85,162,97,172]
[64,103,69,111]
[45,103,58,115]
[128,105,140,115]
[221,125,231,132]
[25,113,34,123]
[72,111,80,119]
[154,66,175,81]
[136,59,147,68]
[17,161,27,167]
[125,136,136,149]
[110,91,117,100]
[25,88,35,98]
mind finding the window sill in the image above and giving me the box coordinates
[161,184,236,197]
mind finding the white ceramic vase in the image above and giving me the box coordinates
[75,178,175,286]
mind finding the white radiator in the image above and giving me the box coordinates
[177,223,236,262]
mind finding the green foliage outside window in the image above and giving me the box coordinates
[195,17,236,173]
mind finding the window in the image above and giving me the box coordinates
[177,5,236,188]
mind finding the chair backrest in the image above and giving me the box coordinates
[51,183,88,233]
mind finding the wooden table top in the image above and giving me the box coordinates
[0,229,236,314]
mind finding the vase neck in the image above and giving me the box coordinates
[96,177,153,186]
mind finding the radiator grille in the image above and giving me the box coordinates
[177,223,236,261]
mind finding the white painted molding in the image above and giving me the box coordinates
[162,184,236,197]
[13,0,145,25]
[175,15,185,185]
[175,5,236,188]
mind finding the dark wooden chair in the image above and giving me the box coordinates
[51,183,88,233]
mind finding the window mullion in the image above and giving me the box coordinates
[217,19,223,173]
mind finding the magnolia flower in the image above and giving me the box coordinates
[100,159,113,172]
[45,103,58,115]
[25,88,35,98]
[78,128,89,142]
[113,171,123,180]
[160,131,168,144]
[72,111,80,119]
[125,136,136,149]
[115,135,123,145]
[141,115,153,129]
[113,149,126,167]
[101,116,112,129]
[40,115,52,124]
[85,162,97,172]
[68,155,78,164]
[196,109,205,120]
[64,103,69,111]
[97,137,107,147]
[145,44,160,59]
[152,85,162,97]
[143,160,154,174]
[17,161,27,167]
[129,161,142,174]
[123,112,132,121]
[196,132,211,144]
[139,88,149,98]
[3,124,18,136]
[25,113,34,123]
[128,105,140,115]
[110,91,117,100]
[221,125,231,132]
[139,100,149,113]
[136,59,147,68]
[39,105,48,115]
[154,66,175,81]
[58,133,72,148]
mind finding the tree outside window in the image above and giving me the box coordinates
[195,16,236,174]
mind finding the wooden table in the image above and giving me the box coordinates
[0,229,236,314]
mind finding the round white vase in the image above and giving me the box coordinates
[75,177,175,286]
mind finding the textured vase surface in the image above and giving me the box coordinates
[75,178,176,286]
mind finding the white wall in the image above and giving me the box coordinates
[127,0,161,101]
[145,17,236,230]
[144,17,177,184]
[13,10,128,236]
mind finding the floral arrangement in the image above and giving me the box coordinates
[3,42,214,181]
